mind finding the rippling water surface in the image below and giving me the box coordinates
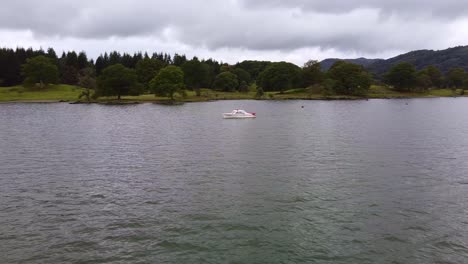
[1,99,468,263]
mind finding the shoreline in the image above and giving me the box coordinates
[0,95,465,104]
[2,84,465,104]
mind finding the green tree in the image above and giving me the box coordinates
[236,60,271,80]
[203,59,221,83]
[416,71,432,92]
[0,48,22,86]
[21,55,59,89]
[327,61,372,96]
[321,79,337,96]
[212,72,239,92]
[463,78,468,94]
[96,64,141,100]
[232,68,251,87]
[385,62,417,91]
[181,59,210,96]
[447,67,466,88]
[255,87,264,98]
[173,53,187,66]
[65,51,79,68]
[220,64,232,73]
[257,62,303,93]
[61,65,79,85]
[239,81,249,93]
[59,51,80,85]
[95,55,108,75]
[77,52,89,70]
[135,57,164,90]
[46,48,58,62]
[425,65,442,88]
[78,67,97,101]
[149,66,184,100]
[302,59,324,87]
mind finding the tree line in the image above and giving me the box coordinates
[3,47,468,100]
[384,62,468,92]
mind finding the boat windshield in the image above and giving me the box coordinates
[230,110,248,115]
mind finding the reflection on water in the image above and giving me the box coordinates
[1,99,468,263]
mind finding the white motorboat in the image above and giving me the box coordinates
[223,109,256,119]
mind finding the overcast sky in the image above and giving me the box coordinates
[1,0,467,65]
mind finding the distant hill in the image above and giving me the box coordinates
[368,46,468,77]
[320,58,384,71]
[320,45,468,78]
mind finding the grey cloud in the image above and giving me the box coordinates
[175,7,446,53]
[0,0,466,56]
[240,0,468,18]
[0,0,170,38]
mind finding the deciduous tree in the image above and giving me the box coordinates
[21,55,59,89]
[235,60,271,80]
[232,68,251,87]
[212,72,239,92]
[327,61,372,96]
[96,64,141,100]
[416,71,432,91]
[447,67,466,88]
[302,60,324,87]
[385,62,417,91]
[149,66,185,100]
[257,62,303,93]
[425,65,442,88]
[78,67,97,101]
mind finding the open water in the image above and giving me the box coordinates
[0,99,467,263]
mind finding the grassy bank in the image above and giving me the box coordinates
[0,84,465,103]
[0,84,85,102]
[367,85,462,98]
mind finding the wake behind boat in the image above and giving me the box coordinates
[223,109,256,119]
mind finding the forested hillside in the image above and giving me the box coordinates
[368,46,468,77]
[320,46,468,78]
[320,58,384,71]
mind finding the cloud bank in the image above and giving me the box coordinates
[0,0,467,64]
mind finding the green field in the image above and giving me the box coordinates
[367,85,461,98]
[0,84,465,103]
[0,85,85,102]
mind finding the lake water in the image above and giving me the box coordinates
[1,99,468,263]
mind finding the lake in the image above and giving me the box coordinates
[1,99,467,263]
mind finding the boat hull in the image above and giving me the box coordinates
[223,114,256,119]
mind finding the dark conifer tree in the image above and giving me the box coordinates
[95,56,106,75]
[173,54,187,66]
[109,51,121,65]
[121,53,134,68]
[46,48,58,62]
[77,51,88,70]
